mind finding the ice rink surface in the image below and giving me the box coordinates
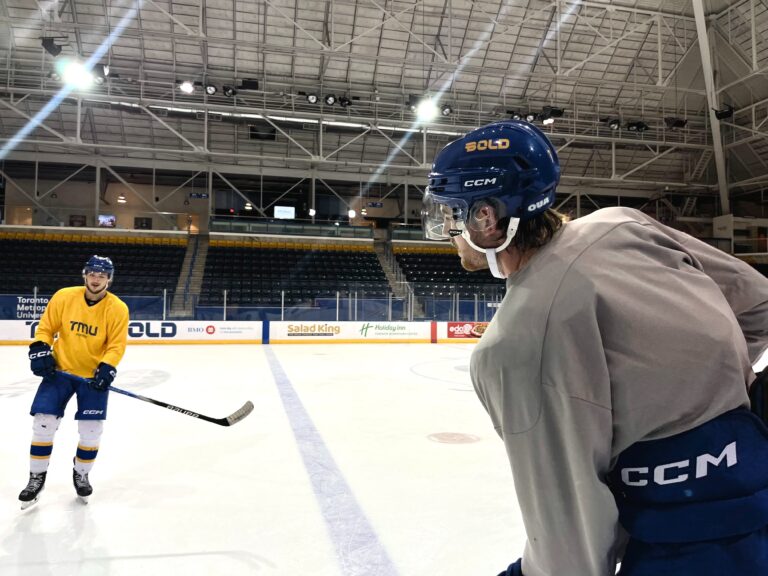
[0,344,526,576]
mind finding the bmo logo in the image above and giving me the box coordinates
[206,325,216,335]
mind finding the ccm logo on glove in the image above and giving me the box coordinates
[90,362,117,392]
[28,341,55,377]
[621,442,737,486]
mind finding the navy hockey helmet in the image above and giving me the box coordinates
[83,255,115,279]
[422,120,560,240]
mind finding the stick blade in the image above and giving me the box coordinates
[225,400,254,426]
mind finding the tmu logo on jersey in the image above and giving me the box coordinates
[70,320,98,337]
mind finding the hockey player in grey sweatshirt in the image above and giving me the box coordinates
[422,120,768,576]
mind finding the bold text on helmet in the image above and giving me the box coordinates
[464,138,510,153]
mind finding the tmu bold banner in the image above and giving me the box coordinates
[0,321,262,344]
[436,322,490,343]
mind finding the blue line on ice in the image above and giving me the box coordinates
[264,346,400,576]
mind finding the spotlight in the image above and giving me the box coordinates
[57,59,94,90]
[324,94,336,105]
[415,98,439,122]
[339,96,351,108]
[606,118,621,131]
[441,104,453,116]
[713,105,734,120]
[664,117,687,130]
[306,93,318,104]
[308,208,316,217]
[41,37,62,57]
[542,117,555,125]
[92,64,109,86]
[244,202,253,211]
[542,106,564,119]
[348,209,356,218]
[239,79,259,90]
[204,84,217,95]
[626,121,649,132]
[510,111,522,120]
[117,193,127,204]
[178,80,194,94]
[407,95,419,112]
[524,112,537,122]
[223,85,237,97]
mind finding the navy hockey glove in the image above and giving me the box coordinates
[29,341,55,377]
[497,559,523,576]
[91,362,117,391]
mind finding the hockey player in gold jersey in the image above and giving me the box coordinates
[19,255,129,509]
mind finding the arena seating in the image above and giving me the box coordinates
[200,240,389,306]
[394,246,505,297]
[0,231,186,296]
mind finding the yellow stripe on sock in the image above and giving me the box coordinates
[75,456,96,463]
[30,455,51,460]
[77,444,99,451]
[31,441,53,447]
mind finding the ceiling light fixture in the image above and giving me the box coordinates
[626,120,649,132]
[41,37,62,57]
[324,94,336,106]
[204,84,217,95]
[339,96,351,108]
[222,85,237,97]
[178,81,194,94]
[92,64,109,86]
[606,118,621,131]
[713,105,734,120]
[441,104,453,116]
[415,98,439,122]
[524,112,537,122]
[117,193,127,204]
[57,59,94,90]
[306,93,318,104]
[542,106,564,118]
[664,117,688,130]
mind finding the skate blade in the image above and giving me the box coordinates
[20,497,39,510]
[77,496,89,505]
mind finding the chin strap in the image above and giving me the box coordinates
[461,217,520,279]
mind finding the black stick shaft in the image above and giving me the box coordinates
[60,372,253,427]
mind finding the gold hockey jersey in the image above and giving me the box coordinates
[34,286,129,378]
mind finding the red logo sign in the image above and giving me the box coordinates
[205,325,216,334]
[447,322,489,338]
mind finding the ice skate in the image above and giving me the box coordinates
[73,467,93,504]
[19,472,47,510]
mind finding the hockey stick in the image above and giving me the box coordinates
[61,372,254,427]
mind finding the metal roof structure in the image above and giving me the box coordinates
[0,0,767,221]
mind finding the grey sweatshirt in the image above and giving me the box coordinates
[470,207,768,576]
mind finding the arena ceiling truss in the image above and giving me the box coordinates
[0,0,766,220]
